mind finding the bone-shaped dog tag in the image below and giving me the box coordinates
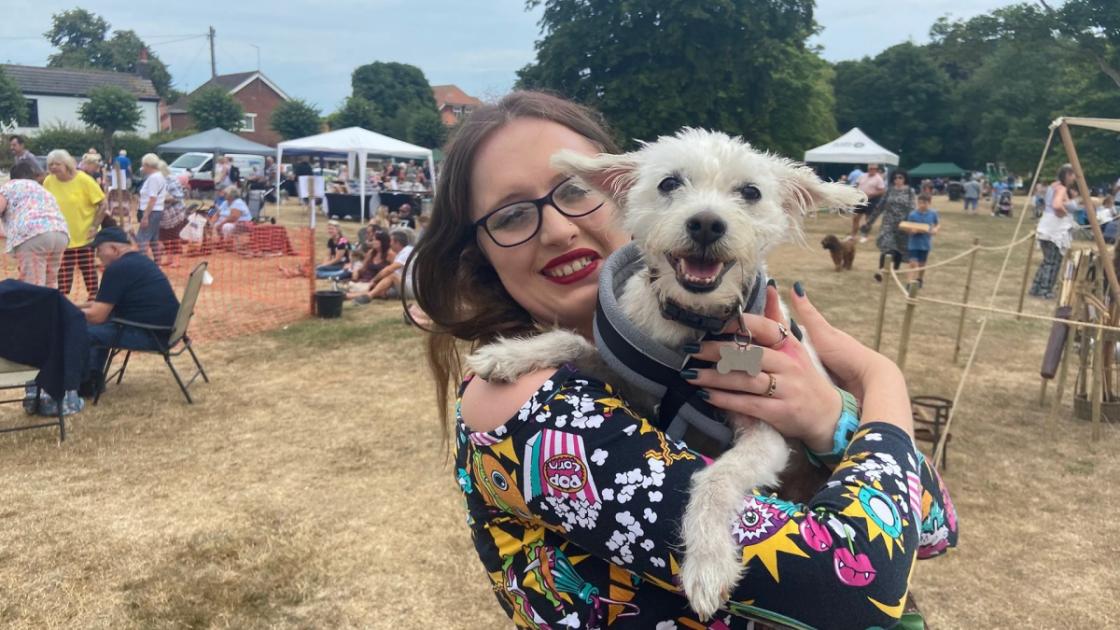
[716,344,763,376]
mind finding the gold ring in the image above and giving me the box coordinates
[774,322,790,347]
[765,373,777,397]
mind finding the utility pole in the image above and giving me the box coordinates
[208,26,216,78]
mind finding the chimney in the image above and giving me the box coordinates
[137,47,152,79]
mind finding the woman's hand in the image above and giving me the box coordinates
[683,284,841,453]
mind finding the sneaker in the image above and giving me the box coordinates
[842,235,854,242]
[353,295,372,305]
[859,236,868,244]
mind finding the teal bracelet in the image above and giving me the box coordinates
[806,387,860,467]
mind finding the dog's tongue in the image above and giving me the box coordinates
[681,257,722,279]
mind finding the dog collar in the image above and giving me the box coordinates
[658,276,765,335]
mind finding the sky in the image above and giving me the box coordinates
[1,0,1022,112]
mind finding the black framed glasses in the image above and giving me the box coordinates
[474,177,607,247]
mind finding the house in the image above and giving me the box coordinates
[1,64,162,136]
[432,84,482,127]
[169,71,291,146]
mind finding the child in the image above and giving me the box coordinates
[904,193,940,287]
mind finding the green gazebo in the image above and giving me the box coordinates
[907,162,968,179]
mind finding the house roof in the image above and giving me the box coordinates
[431,84,481,109]
[0,64,160,101]
[169,71,291,113]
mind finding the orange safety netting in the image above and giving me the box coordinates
[2,226,317,343]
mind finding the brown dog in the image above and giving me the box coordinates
[821,234,855,271]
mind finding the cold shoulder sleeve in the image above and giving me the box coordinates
[456,369,958,629]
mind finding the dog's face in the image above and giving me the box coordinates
[554,129,864,310]
[821,234,840,250]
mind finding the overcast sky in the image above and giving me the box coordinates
[1,0,1022,111]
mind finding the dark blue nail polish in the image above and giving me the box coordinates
[680,368,698,380]
[682,342,701,354]
[766,278,777,288]
[696,389,710,401]
[793,281,805,297]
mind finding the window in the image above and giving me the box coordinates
[25,98,39,128]
[242,113,256,132]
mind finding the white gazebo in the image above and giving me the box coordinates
[803,127,899,167]
[275,127,436,224]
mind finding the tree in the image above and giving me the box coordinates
[271,98,322,139]
[832,43,953,166]
[1040,0,1120,89]
[0,66,28,127]
[515,0,834,156]
[329,96,383,131]
[44,9,174,100]
[78,86,141,157]
[188,87,244,132]
[351,62,439,123]
[408,107,448,148]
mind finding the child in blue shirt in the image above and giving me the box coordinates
[904,193,940,287]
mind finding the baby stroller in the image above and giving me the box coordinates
[994,189,1013,217]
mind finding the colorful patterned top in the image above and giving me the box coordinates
[0,179,70,252]
[455,366,958,629]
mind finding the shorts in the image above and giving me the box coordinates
[853,200,874,215]
[908,249,929,264]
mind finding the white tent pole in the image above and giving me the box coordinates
[275,146,283,222]
[359,150,367,224]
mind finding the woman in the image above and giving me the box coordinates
[1030,164,1077,299]
[157,160,189,268]
[873,169,916,283]
[411,92,956,629]
[0,162,70,288]
[345,229,391,297]
[43,149,106,297]
[136,153,169,261]
[79,152,105,190]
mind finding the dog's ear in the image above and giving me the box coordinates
[551,150,639,205]
[777,162,867,216]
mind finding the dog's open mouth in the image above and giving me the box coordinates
[666,252,735,293]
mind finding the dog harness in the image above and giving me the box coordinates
[594,242,767,455]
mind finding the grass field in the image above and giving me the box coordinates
[1,195,1117,629]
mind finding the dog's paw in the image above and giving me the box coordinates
[680,532,744,621]
[466,330,596,383]
[465,341,525,383]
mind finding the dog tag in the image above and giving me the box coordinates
[716,344,763,376]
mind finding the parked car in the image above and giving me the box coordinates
[167,152,266,191]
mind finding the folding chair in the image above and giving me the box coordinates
[0,357,65,441]
[94,262,210,404]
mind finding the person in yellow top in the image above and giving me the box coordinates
[43,149,108,298]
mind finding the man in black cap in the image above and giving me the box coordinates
[80,227,180,394]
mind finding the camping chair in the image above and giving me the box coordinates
[94,262,210,405]
[0,357,65,441]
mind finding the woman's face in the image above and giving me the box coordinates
[470,118,630,334]
[893,174,906,187]
[48,161,72,180]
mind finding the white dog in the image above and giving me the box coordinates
[468,128,864,619]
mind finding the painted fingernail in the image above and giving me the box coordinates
[766,278,777,288]
[696,389,710,401]
[682,342,701,354]
[794,281,805,297]
[679,368,698,380]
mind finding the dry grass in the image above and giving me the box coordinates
[1,195,1117,629]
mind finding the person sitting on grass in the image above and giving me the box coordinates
[903,193,940,288]
[351,227,413,304]
[344,230,391,295]
[315,220,352,280]
[78,227,179,397]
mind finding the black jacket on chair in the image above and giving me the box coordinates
[0,280,89,399]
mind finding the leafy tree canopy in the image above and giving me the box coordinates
[188,87,244,132]
[329,96,383,131]
[44,8,174,99]
[78,85,142,156]
[0,66,28,127]
[271,98,322,139]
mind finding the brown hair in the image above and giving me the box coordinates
[408,91,618,445]
[917,193,932,202]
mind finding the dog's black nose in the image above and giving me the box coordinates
[685,211,726,246]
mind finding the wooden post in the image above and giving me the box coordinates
[873,268,890,352]
[1039,379,1048,407]
[1017,233,1037,318]
[897,282,920,370]
[1092,323,1104,442]
[1057,121,1120,306]
[1048,276,1083,425]
[953,238,981,364]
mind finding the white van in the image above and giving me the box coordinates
[167,152,266,191]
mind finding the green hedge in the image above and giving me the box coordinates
[15,124,197,166]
